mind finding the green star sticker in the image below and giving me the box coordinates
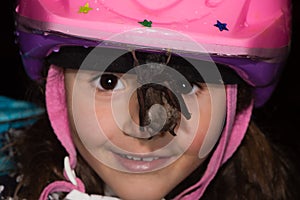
[139,19,152,27]
[79,3,93,14]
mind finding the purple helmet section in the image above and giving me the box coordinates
[17,30,284,107]
[212,56,285,107]
[17,31,100,80]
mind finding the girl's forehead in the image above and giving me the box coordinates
[48,46,244,84]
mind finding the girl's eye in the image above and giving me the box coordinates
[173,80,202,95]
[176,82,193,94]
[95,74,125,91]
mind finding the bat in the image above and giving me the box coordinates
[132,50,191,139]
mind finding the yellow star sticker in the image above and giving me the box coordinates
[79,3,92,14]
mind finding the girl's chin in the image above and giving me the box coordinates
[95,158,182,200]
[108,181,171,200]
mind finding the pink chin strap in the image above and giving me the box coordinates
[174,78,253,199]
[40,65,253,199]
[40,66,85,200]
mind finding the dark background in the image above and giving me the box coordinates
[1,0,299,168]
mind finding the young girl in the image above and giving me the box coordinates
[3,0,299,199]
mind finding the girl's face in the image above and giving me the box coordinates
[64,65,225,199]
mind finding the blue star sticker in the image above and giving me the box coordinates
[214,20,229,31]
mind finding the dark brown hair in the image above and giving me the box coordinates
[11,59,300,199]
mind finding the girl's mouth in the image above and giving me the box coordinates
[113,152,174,172]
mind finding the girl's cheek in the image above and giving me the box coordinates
[187,85,226,159]
[95,104,120,141]
[181,111,211,156]
[68,94,114,149]
[66,76,118,148]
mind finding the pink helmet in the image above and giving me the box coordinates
[14,0,292,199]
[15,0,291,107]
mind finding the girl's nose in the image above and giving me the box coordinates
[124,81,194,139]
[119,91,162,139]
[124,89,168,139]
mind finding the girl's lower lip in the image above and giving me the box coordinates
[113,153,172,172]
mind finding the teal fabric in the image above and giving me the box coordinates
[0,96,44,176]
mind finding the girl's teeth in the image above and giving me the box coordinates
[142,157,158,162]
[123,155,159,162]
